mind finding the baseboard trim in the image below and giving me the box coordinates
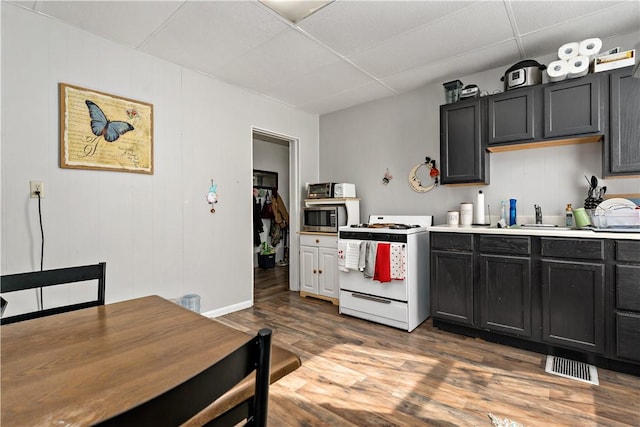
[203,299,252,318]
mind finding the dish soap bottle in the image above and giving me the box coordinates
[565,203,574,227]
[509,199,517,226]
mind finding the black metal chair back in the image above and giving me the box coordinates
[96,328,272,427]
[0,262,106,325]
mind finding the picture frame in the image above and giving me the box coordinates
[59,83,153,174]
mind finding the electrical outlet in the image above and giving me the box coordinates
[30,181,44,198]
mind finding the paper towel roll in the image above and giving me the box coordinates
[558,42,579,60]
[579,38,602,60]
[475,191,486,224]
[547,59,569,82]
[567,56,589,79]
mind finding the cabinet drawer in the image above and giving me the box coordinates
[540,238,604,260]
[479,235,530,255]
[339,290,409,330]
[616,240,640,263]
[616,311,640,362]
[300,233,338,248]
[616,265,640,311]
[431,233,474,251]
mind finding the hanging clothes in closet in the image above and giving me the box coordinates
[252,189,264,247]
[269,190,289,247]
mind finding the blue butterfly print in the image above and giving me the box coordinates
[85,100,134,142]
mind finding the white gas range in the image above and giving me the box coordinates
[337,215,433,332]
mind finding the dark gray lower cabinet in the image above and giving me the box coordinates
[614,240,640,362]
[430,232,640,374]
[480,255,532,337]
[541,260,605,353]
[431,251,474,325]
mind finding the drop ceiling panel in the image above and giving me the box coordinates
[299,81,396,115]
[510,1,628,35]
[36,1,185,48]
[521,1,640,58]
[140,1,289,75]
[382,40,520,93]
[349,1,514,78]
[262,60,378,107]
[298,0,475,56]
[213,29,341,93]
[6,0,640,116]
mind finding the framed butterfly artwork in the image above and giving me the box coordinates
[59,83,153,174]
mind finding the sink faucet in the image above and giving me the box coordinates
[534,205,542,224]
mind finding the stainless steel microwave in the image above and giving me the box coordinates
[302,205,347,233]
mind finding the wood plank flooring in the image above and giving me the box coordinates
[217,266,640,426]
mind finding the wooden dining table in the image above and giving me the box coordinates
[1,295,301,426]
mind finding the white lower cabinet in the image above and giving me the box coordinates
[299,234,339,304]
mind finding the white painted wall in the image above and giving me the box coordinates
[0,3,319,315]
[253,139,290,264]
[320,32,640,225]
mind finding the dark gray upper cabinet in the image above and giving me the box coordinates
[487,88,536,144]
[605,67,640,176]
[544,73,601,138]
[440,98,489,184]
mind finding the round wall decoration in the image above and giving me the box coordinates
[408,158,439,193]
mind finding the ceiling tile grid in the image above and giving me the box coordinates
[345,1,516,78]
[297,0,476,57]
[36,1,185,48]
[139,1,290,76]
[6,0,640,115]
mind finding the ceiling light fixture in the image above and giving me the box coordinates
[259,0,334,24]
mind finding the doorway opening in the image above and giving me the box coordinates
[252,128,299,299]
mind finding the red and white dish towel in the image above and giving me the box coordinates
[373,243,406,283]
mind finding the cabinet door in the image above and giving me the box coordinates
[544,73,601,138]
[616,311,640,362]
[431,251,474,325]
[541,260,605,353]
[605,67,640,175]
[318,247,338,299]
[479,255,532,337]
[487,88,535,144]
[440,99,488,184]
[300,245,318,294]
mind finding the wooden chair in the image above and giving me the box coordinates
[96,328,273,427]
[0,262,106,325]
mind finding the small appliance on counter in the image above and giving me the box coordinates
[333,183,356,198]
[307,182,335,199]
[500,59,547,91]
[307,182,356,199]
[302,205,347,233]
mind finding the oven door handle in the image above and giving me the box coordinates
[351,293,392,304]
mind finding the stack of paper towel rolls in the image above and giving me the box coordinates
[548,38,602,82]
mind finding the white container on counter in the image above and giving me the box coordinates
[447,211,459,225]
[460,203,473,225]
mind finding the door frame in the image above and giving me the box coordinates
[251,127,300,292]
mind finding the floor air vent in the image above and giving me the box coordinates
[545,355,599,385]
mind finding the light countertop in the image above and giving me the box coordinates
[430,224,640,240]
